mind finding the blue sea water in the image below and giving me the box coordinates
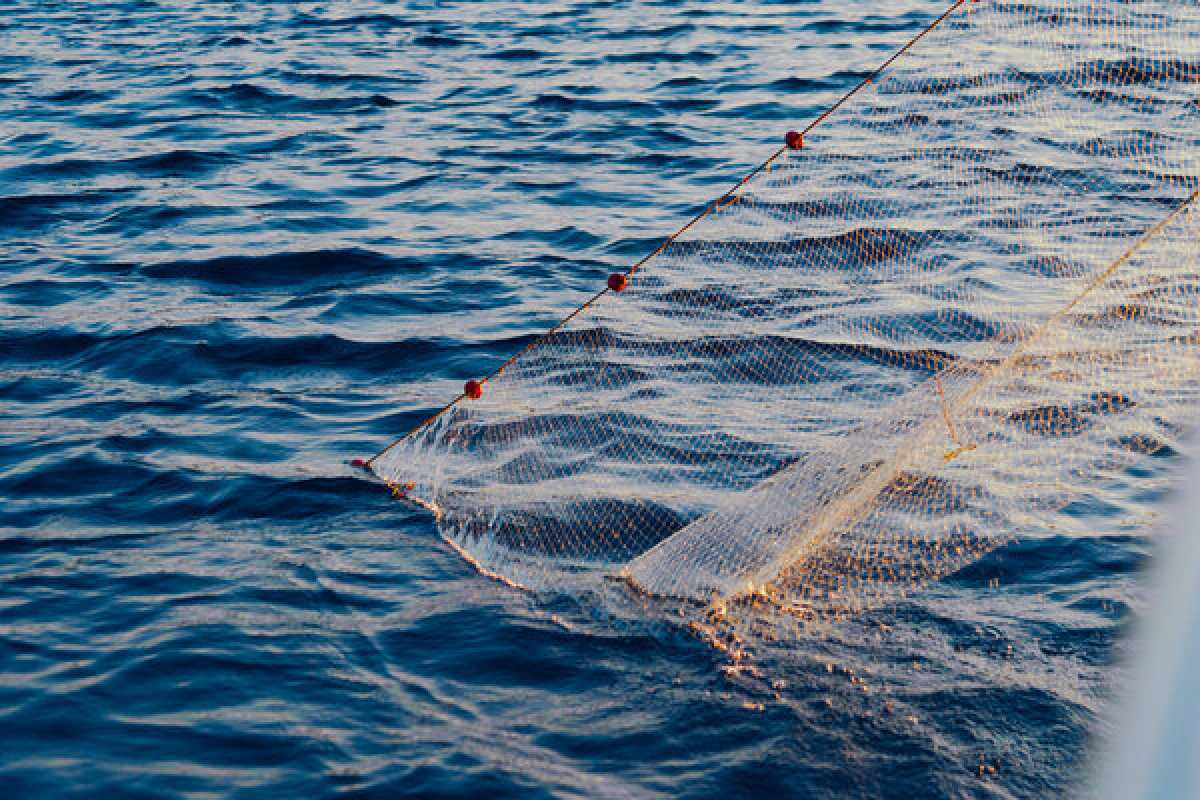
[0,1,1164,797]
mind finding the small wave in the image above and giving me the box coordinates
[485,48,547,61]
[7,149,231,181]
[140,248,415,289]
[172,83,399,115]
[0,189,135,232]
[413,34,469,48]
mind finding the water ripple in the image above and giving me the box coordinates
[0,1,1153,797]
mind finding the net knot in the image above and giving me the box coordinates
[942,443,978,462]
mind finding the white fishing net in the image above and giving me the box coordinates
[372,0,1200,629]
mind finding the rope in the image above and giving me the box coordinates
[362,0,973,469]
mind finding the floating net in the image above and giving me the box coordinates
[369,0,1200,628]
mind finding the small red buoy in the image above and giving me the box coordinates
[351,458,368,469]
[785,130,804,150]
[607,273,628,292]
[464,379,483,399]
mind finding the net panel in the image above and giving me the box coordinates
[372,0,1200,622]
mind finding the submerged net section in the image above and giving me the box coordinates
[371,0,1200,619]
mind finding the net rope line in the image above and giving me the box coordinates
[624,186,1200,606]
[359,0,976,471]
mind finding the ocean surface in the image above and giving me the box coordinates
[0,1,1176,797]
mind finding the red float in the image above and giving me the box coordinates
[607,273,628,292]
[464,379,483,399]
[785,130,804,150]
[351,458,367,468]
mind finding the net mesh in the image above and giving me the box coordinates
[372,0,1200,629]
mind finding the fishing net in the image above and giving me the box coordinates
[370,0,1200,625]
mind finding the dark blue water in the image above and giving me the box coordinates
[1,2,1152,797]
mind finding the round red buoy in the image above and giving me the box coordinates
[351,458,367,469]
[607,273,628,292]
[785,130,804,150]
[464,379,483,400]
